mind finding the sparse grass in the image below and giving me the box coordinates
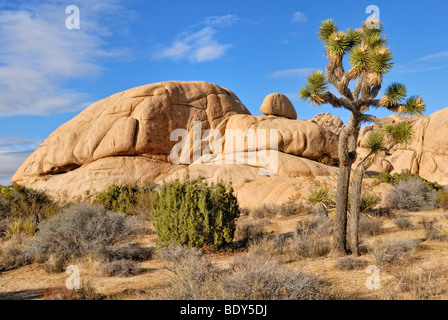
[335,257,369,270]
[289,216,332,258]
[250,203,299,219]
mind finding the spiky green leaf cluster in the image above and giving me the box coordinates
[380,83,407,106]
[367,46,393,74]
[299,70,328,102]
[349,45,369,71]
[383,122,414,145]
[400,96,425,116]
[366,130,384,153]
[318,19,337,42]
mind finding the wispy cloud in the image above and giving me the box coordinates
[153,15,238,63]
[394,50,448,74]
[268,67,314,79]
[291,11,307,24]
[0,0,129,117]
[0,135,42,184]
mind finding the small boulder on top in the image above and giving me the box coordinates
[260,93,297,120]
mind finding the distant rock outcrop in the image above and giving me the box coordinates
[357,109,448,184]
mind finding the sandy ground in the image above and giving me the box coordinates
[1,207,448,300]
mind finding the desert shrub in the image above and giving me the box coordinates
[388,265,447,300]
[436,188,448,211]
[42,281,104,300]
[289,217,332,258]
[95,183,156,216]
[376,172,443,191]
[250,203,299,219]
[158,245,327,300]
[367,207,392,218]
[0,240,33,271]
[394,215,414,230]
[0,185,58,236]
[151,179,240,250]
[234,220,268,247]
[369,239,419,267]
[359,193,379,213]
[30,204,134,261]
[101,244,154,262]
[288,232,331,258]
[419,217,442,241]
[219,255,327,300]
[386,177,438,211]
[101,259,140,277]
[158,245,215,300]
[335,257,369,270]
[359,216,383,237]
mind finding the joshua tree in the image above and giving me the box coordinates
[349,121,414,256]
[299,18,425,256]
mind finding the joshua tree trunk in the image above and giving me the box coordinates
[349,155,371,256]
[332,114,361,256]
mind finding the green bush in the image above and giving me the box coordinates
[375,172,442,191]
[0,184,58,236]
[151,179,240,250]
[94,183,155,216]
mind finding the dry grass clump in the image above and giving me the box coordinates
[156,245,328,300]
[387,265,447,300]
[419,217,443,241]
[369,239,420,267]
[393,215,414,230]
[101,259,141,277]
[288,216,332,258]
[359,216,383,237]
[335,257,369,270]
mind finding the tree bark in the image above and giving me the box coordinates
[331,114,360,256]
[349,156,371,256]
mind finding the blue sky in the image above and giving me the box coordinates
[0,0,447,184]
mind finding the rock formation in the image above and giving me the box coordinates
[12,81,338,203]
[260,93,297,120]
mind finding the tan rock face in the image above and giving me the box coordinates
[260,93,297,120]
[312,112,344,136]
[13,81,342,200]
[225,114,339,161]
[12,81,250,183]
[356,110,448,184]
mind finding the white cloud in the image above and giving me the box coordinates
[291,11,307,23]
[202,14,240,27]
[394,51,448,74]
[268,68,314,79]
[153,15,237,63]
[0,1,128,117]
